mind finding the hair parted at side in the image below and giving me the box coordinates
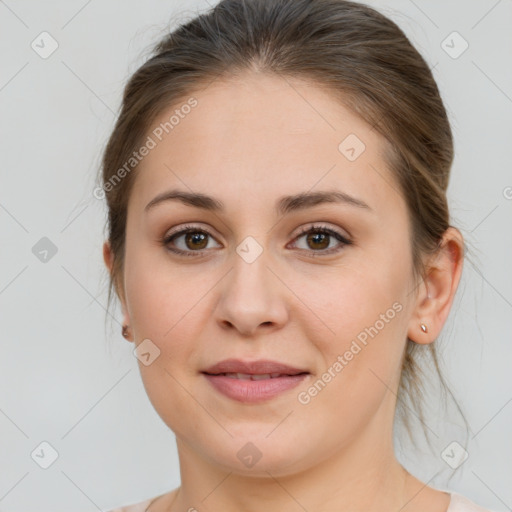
[99,0,468,449]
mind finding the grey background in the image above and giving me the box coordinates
[0,1,511,511]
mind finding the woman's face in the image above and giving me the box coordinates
[109,72,423,476]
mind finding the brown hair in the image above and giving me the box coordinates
[99,0,468,449]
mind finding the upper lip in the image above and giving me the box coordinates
[202,359,309,376]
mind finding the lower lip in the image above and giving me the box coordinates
[202,373,309,403]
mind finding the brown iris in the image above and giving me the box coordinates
[306,232,330,250]
[185,232,208,250]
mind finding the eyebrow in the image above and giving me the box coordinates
[144,188,373,215]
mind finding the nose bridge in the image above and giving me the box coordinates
[232,241,271,296]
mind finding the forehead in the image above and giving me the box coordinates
[129,71,403,217]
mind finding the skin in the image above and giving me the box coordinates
[103,71,464,512]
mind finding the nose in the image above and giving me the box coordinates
[214,248,289,337]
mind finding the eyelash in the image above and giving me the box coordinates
[162,223,352,258]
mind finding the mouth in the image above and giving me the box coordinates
[201,359,310,403]
[203,372,308,380]
[202,358,309,376]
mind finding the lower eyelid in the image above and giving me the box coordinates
[163,225,351,256]
[164,230,219,253]
[290,232,349,253]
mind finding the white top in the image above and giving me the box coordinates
[448,492,497,512]
[107,491,497,511]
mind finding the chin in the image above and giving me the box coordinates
[193,431,317,477]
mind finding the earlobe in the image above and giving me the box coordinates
[122,323,133,342]
[407,227,464,345]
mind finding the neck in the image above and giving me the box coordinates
[170,408,415,512]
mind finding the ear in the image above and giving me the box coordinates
[103,240,133,341]
[407,227,464,344]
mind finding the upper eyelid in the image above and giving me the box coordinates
[165,222,347,239]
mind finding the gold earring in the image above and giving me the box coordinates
[122,324,130,339]
[420,323,428,333]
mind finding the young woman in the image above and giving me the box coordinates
[99,0,496,510]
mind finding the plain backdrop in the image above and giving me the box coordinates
[1,1,511,511]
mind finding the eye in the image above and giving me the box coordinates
[162,223,352,258]
[289,223,352,256]
[162,224,221,257]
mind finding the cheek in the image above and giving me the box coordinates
[298,288,406,438]
[298,256,409,396]
[123,259,210,431]
[124,239,207,340]
[299,257,407,340]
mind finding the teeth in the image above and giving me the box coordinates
[251,373,272,380]
[222,372,286,380]
[236,373,253,380]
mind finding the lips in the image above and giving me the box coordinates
[202,358,309,377]
[218,372,290,380]
[201,359,310,403]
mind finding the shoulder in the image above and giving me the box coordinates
[105,488,178,512]
[448,492,497,512]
